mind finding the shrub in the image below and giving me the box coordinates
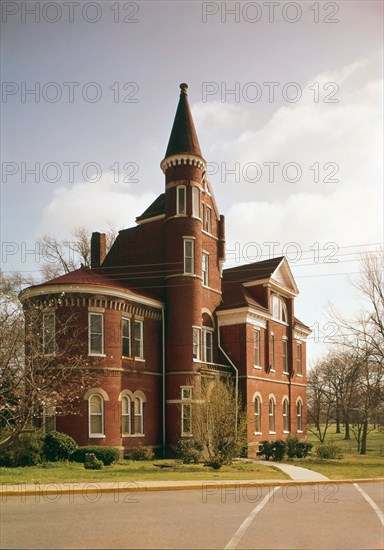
[286,437,313,459]
[257,440,286,461]
[43,431,78,462]
[316,444,343,460]
[70,446,120,465]
[129,447,155,461]
[84,453,103,470]
[0,432,44,467]
[174,439,203,464]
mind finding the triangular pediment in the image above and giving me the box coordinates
[270,258,298,295]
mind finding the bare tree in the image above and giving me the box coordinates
[192,376,247,468]
[0,272,100,449]
[37,224,117,281]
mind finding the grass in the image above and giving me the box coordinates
[0,460,288,485]
[286,425,384,479]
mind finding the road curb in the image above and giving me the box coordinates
[1,478,383,498]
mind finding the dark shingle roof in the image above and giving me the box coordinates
[222,257,284,284]
[136,193,166,222]
[164,84,203,159]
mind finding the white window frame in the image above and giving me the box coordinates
[271,294,288,324]
[192,186,200,218]
[192,326,201,361]
[205,206,212,234]
[282,338,289,374]
[254,328,261,369]
[297,400,303,433]
[283,398,289,433]
[203,328,213,364]
[254,396,261,434]
[183,238,194,274]
[270,333,275,372]
[297,343,303,376]
[177,185,186,215]
[134,320,144,359]
[269,397,276,434]
[121,394,131,435]
[43,312,55,355]
[121,317,131,357]
[181,387,193,436]
[88,313,104,356]
[202,253,209,287]
[88,394,105,438]
[134,396,144,435]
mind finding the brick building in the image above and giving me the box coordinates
[21,83,311,457]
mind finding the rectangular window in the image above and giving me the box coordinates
[121,318,131,357]
[43,312,55,355]
[184,239,194,274]
[181,387,192,435]
[192,187,200,217]
[193,327,201,360]
[203,329,213,363]
[254,329,261,367]
[269,399,275,433]
[297,343,302,375]
[134,320,144,359]
[282,339,288,373]
[202,253,209,286]
[270,334,275,371]
[177,185,186,215]
[89,313,104,355]
[205,206,212,233]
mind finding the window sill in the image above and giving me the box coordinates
[271,318,289,326]
[89,353,106,358]
[283,431,290,434]
[269,431,276,435]
[89,434,105,438]
[254,432,262,436]
[134,357,145,362]
[181,433,193,438]
[254,365,262,370]
[123,434,145,438]
[297,374,303,377]
[122,356,132,360]
[269,369,276,373]
[297,430,303,434]
[283,371,289,375]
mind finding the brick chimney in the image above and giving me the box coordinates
[91,232,106,268]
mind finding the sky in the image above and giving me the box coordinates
[1,0,383,362]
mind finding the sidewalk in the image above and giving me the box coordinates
[253,460,329,481]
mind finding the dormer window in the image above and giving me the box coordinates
[271,294,288,323]
[177,185,186,215]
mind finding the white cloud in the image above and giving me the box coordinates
[38,173,157,238]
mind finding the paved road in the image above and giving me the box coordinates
[1,482,383,549]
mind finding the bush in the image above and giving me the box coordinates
[316,444,343,460]
[0,432,44,467]
[84,453,103,470]
[70,446,120,465]
[43,431,78,462]
[129,447,155,461]
[257,440,286,461]
[174,440,203,464]
[286,437,313,459]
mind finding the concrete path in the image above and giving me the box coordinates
[254,460,329,481]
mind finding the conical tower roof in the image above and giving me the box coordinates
[164,83,203,159]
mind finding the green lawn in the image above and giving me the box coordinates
[288,425,384,479]
[0,460,288,485]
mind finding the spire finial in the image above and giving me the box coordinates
[180,83,188,94]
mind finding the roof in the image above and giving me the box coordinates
[164,83,203,159]
[136,193,165,222]
[23,266,161,304]
[222,257,285,284]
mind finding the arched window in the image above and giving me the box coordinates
[134,396,143,434]
[122,395,131,435]
[271,295,288,323]
[297,400,303,432]
[269,397,276,433]
[89,394,104,437]
[254,396,261,433]
[283,398,289,433]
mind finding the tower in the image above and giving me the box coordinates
[161,84,225,443]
